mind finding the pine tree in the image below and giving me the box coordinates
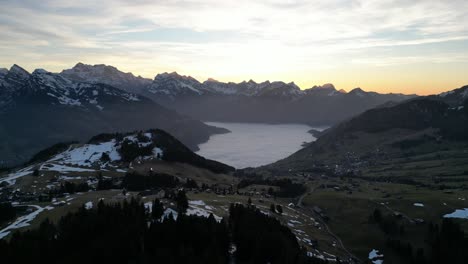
[270,204,276,213]
[176,190,189,214]
[276,204,283,215]
[152,199,164,220]
[247,197,252,206]
[373,208,382,222]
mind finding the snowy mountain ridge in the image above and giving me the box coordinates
[60,62,152,93]
[0,66,143,110]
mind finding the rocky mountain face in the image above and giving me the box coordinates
[0,64,31,109]
[60,63,152,94]
[58,63,416,126]
[0,65,228,166]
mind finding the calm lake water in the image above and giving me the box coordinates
[196,122,320,169]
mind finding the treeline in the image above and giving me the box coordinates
[119,137,155,162]
[0,198,229,264]
[122,171,179,191]
[385,219,468,264]
[229,204,326,264]
[237,177,306,197]
[0,200,325,264]
[26,141,77,164]
[370,208,468,264]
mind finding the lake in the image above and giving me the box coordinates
[196,122,321,169]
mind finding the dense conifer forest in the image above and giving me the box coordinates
[0,199,326,264]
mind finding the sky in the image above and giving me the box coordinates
[0,0,467,95]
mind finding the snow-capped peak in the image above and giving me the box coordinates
[9,64,30,80]
[202,78,303,97]
[60,63,152,93]
[29,68,141,108]
[149,71,204,97]
[304,83,341,96]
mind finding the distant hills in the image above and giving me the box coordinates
[60,63,417,125]
[264,85,468,185]
[0,65,227,166]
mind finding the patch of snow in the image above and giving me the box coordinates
[413,203,424,207]
[153,147,163,158]
[48,140,121,167]
[443,208,468,219]
[145,202,153,213]
[41,164,95,173]
[85,201,93,210]
[189,200,206,206]
[369,249,384,264]
[162,208,178,221]
[58,175,82,181]
[186,207,222,222]
[0,166,34,185]
[0,205,47,239]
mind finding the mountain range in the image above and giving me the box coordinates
[60,63,417,125]
[0,62,422,166]
[0,65,227,166]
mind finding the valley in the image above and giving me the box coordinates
[2,1,468,263]
[0,130,347,262]
[1,63,467,264]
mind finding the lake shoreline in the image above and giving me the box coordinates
[196,122,320,169]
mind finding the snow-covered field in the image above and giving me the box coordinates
[443,208,468,219]
[48,140,121,167]
[0,132,166,186]
[162,208,178,220]
[0,205,54,239]
[0,166,35,185]
[41,164,96,173]
[187,200,222,221]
